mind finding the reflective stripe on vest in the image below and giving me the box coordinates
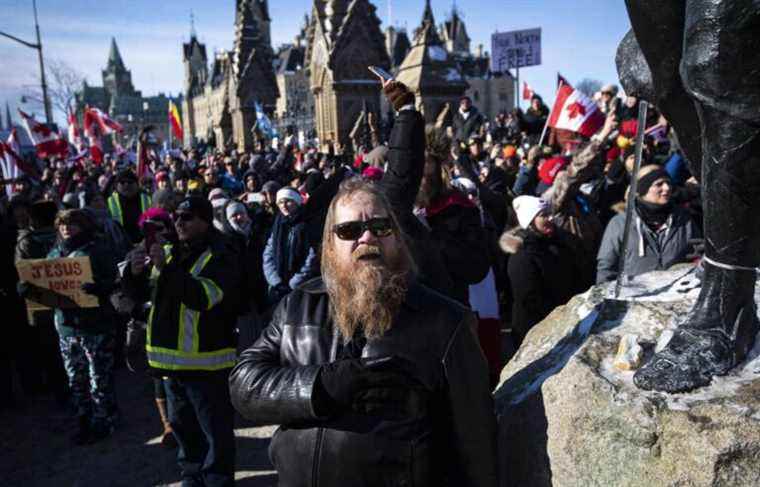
[107,194,123,225]
[140,193,152,213]
[107,193,151,226]
[147,247,229,371]
[147,347,237,371]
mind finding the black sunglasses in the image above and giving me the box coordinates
[174,212,195,223]
[333,217,393,241]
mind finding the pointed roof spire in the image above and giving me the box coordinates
[190,10,197,38]
[108,37,125,70]
[422,0,435,26]
[415,0,439,41]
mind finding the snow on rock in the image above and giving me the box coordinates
[495,265,760,487]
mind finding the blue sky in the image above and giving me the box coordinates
[1,0,631,125]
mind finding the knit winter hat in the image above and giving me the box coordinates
[275,187,303,206]
[207,188,228,201]
[538,156,569,185]
[452,177,477,197]
[176,196,213,224]
[383,81,415,111]
[513,195,549,229]
[138,207,172,230]
[362,166,384,181]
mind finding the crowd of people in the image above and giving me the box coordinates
[0,78,702,486]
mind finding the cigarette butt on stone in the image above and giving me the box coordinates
[613,334,643,371]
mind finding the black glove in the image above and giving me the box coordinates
[317,358,367,411]
[17,280,31,297]
[17,281,46,298]
[317,356,427,419]
[80,282,100,296]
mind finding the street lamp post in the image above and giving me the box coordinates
[0,0,52,124]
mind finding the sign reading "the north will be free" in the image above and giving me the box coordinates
[491,28,542,72]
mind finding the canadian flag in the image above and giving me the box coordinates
[18,109,69,159]
[83,106,123,136]
[83,106,121,165]
[67,108,83,150]
[522,82,535,101]
[0,129,40,196]
[547,77,605,138]
[0,142,19,198]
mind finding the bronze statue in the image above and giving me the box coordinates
[616,0,760,392]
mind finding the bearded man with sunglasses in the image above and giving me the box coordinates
[230,178,497,487]
[123,195,239,487]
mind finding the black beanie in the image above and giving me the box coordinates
[637,168,671,197]
[176,196,213,224]
[116,168,138,183]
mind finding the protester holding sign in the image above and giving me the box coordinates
[18,209,119,445]
[14,200,68,404]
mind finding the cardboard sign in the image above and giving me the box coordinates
[491,28,542,72]
[16,256,98,310]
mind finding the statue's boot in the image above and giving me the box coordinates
[633,0,760,393]
[633,264,758,392]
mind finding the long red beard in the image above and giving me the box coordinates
[323,244,409,341]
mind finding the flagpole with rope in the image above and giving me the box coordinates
[168,103,173,150]
[538,73,563,146]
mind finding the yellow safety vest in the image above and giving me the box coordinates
[107,193,152,226]
[146,246,235,371]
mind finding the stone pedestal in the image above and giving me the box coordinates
[496,266,760,487]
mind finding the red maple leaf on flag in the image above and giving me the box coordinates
[566,101,586,119]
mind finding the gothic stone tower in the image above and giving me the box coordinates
[306,0,390,148]
[182,31,208,146]
[230,0,279,151]
[395,0,468,123]
[102,38,137,97]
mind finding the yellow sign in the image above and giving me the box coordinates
[16,256,98,310]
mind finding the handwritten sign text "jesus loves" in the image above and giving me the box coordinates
[16,256,98,309]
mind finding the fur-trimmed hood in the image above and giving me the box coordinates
[499,226,526,255]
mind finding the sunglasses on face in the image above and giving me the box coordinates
[143,220,167,233]
[174,212,196,223]
[333,217,393,241]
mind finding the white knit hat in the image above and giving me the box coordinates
[513,195,548,229]
[276,187,303,206]
[452,177,477,196]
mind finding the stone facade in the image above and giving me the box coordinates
[74,38,180,145]
[385,26,411,70]
[441,8,514,120]
[395,0,468,124]
[274,17,315,140]
[306,0,390,147]
[182,0,279,152]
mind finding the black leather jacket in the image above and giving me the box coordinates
[229,278,498,487]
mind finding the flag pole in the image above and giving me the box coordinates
[614,101,649,298]
[537,73,561,146]
[515,66,520,110]
[168,102,173,150]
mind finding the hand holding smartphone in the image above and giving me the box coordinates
[368,65,394,84]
